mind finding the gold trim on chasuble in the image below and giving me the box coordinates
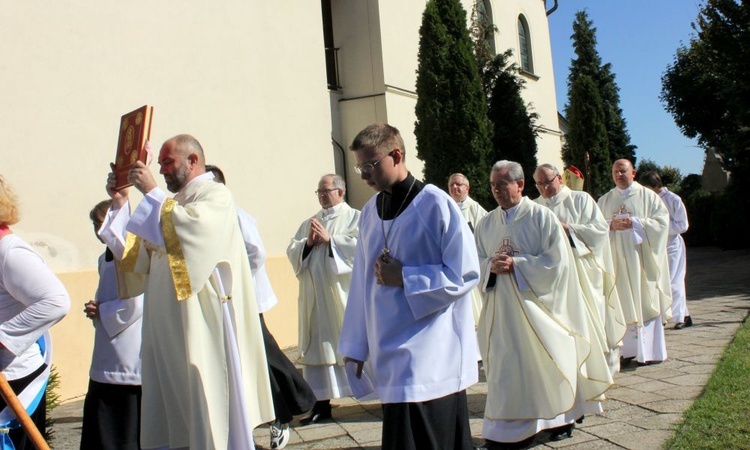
[120,232,142,272]
[161,198,193,301]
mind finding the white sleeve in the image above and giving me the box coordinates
[125,188,168,246]
[0,248,70,356]
[97,295,144,338]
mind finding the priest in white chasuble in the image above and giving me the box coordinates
[534,164,626,376]
[475,161,613,448]
[286,174,359,424]
[339,123,480,450]
[598,159,672,366]
[448,172,488,326]
[99,135,273,450]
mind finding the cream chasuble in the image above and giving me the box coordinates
[286,202,360,367]
[103,178,274,450]
[597,182,672,327]
[536,186,626,373]
[475,197,612,437]
[458,196,488,325]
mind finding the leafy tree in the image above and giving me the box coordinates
[567,11,636,165]
[470,2,538,198]
[415,0,493,206]
[661,0,750,178]
[564,74,611,197]
[636,158,684,191]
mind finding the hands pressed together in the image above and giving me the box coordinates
[307,219,331,247]
[490,253,514,274]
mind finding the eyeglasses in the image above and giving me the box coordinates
[354,152,393,175]
[535,177,558,187]
[314,188,338,195]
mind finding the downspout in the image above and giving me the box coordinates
[546,0,559,16]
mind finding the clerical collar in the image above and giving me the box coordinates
[321,202,343,220]
[179,171,214,193]
[617,184,634,196]
[501,200,521,222]
[545,188,566,205]
[377,173,424,220]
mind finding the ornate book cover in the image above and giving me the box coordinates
[113,105,153,190]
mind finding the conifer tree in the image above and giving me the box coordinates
[484,52,539,196]
[565,74,611,197]
[470,2,538,197]
[567,11,636,165]
[415,0,493,206]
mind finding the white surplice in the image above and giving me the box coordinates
[286,202,359,400]
[99,174,273,450]
[598,182,672,363]
[475,197,613,443]
[536,186,626,375]
[338,185,480,403]
[658,188,690,323]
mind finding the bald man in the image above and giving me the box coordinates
[598,159,672,366]
[100,135,274,449]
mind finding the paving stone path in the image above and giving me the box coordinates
[50,247,750,449]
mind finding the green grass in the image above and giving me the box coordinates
[665,317,750,449]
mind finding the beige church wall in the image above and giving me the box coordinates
[51,258,302,402]
[331,0,385,97]
[51,271,98,402]
[1,1,334,273]
[485,0,564,169]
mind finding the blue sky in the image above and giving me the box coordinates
[546,0,705,175]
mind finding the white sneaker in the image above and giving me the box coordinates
[270,421,290,449]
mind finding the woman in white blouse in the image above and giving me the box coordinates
[0,175,70,449]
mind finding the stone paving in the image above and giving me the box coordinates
[49,247,750,449]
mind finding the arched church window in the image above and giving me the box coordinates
[518,14,534,74]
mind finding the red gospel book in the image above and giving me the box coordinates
[113,105,154,190]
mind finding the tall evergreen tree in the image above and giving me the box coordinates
[470,2,538,197]
[565,74,611,197]
[484,52,539,197]
[415,0,493,206]
[567,11,636,165]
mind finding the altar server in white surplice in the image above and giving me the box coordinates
[447,173,487,326]
[475,161,613,448]
[597,159,672,366]
[534,164,626,376]
[339,123,480,450]
[99,135,273,450]
[640,171,692,330]
[286,174,359,425]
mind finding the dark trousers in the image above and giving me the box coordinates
[260,314,316,423]
[80,379,142,450]
[382,390,473,450]
[0,364,48,450]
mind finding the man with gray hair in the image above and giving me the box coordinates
[448,173,487,325]
[475,161,612,448]
[448,173,487,232]
[287,174,360,424]
[598,160,672,366]
[534,163,626,375]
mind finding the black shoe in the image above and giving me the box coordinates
[484,435,536,449]
[298,401,332,425]
[548,423,574,441]
[684,316,693,327]
[298,408,332,425]
[576,415,585,424]
[674,322,685,330]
